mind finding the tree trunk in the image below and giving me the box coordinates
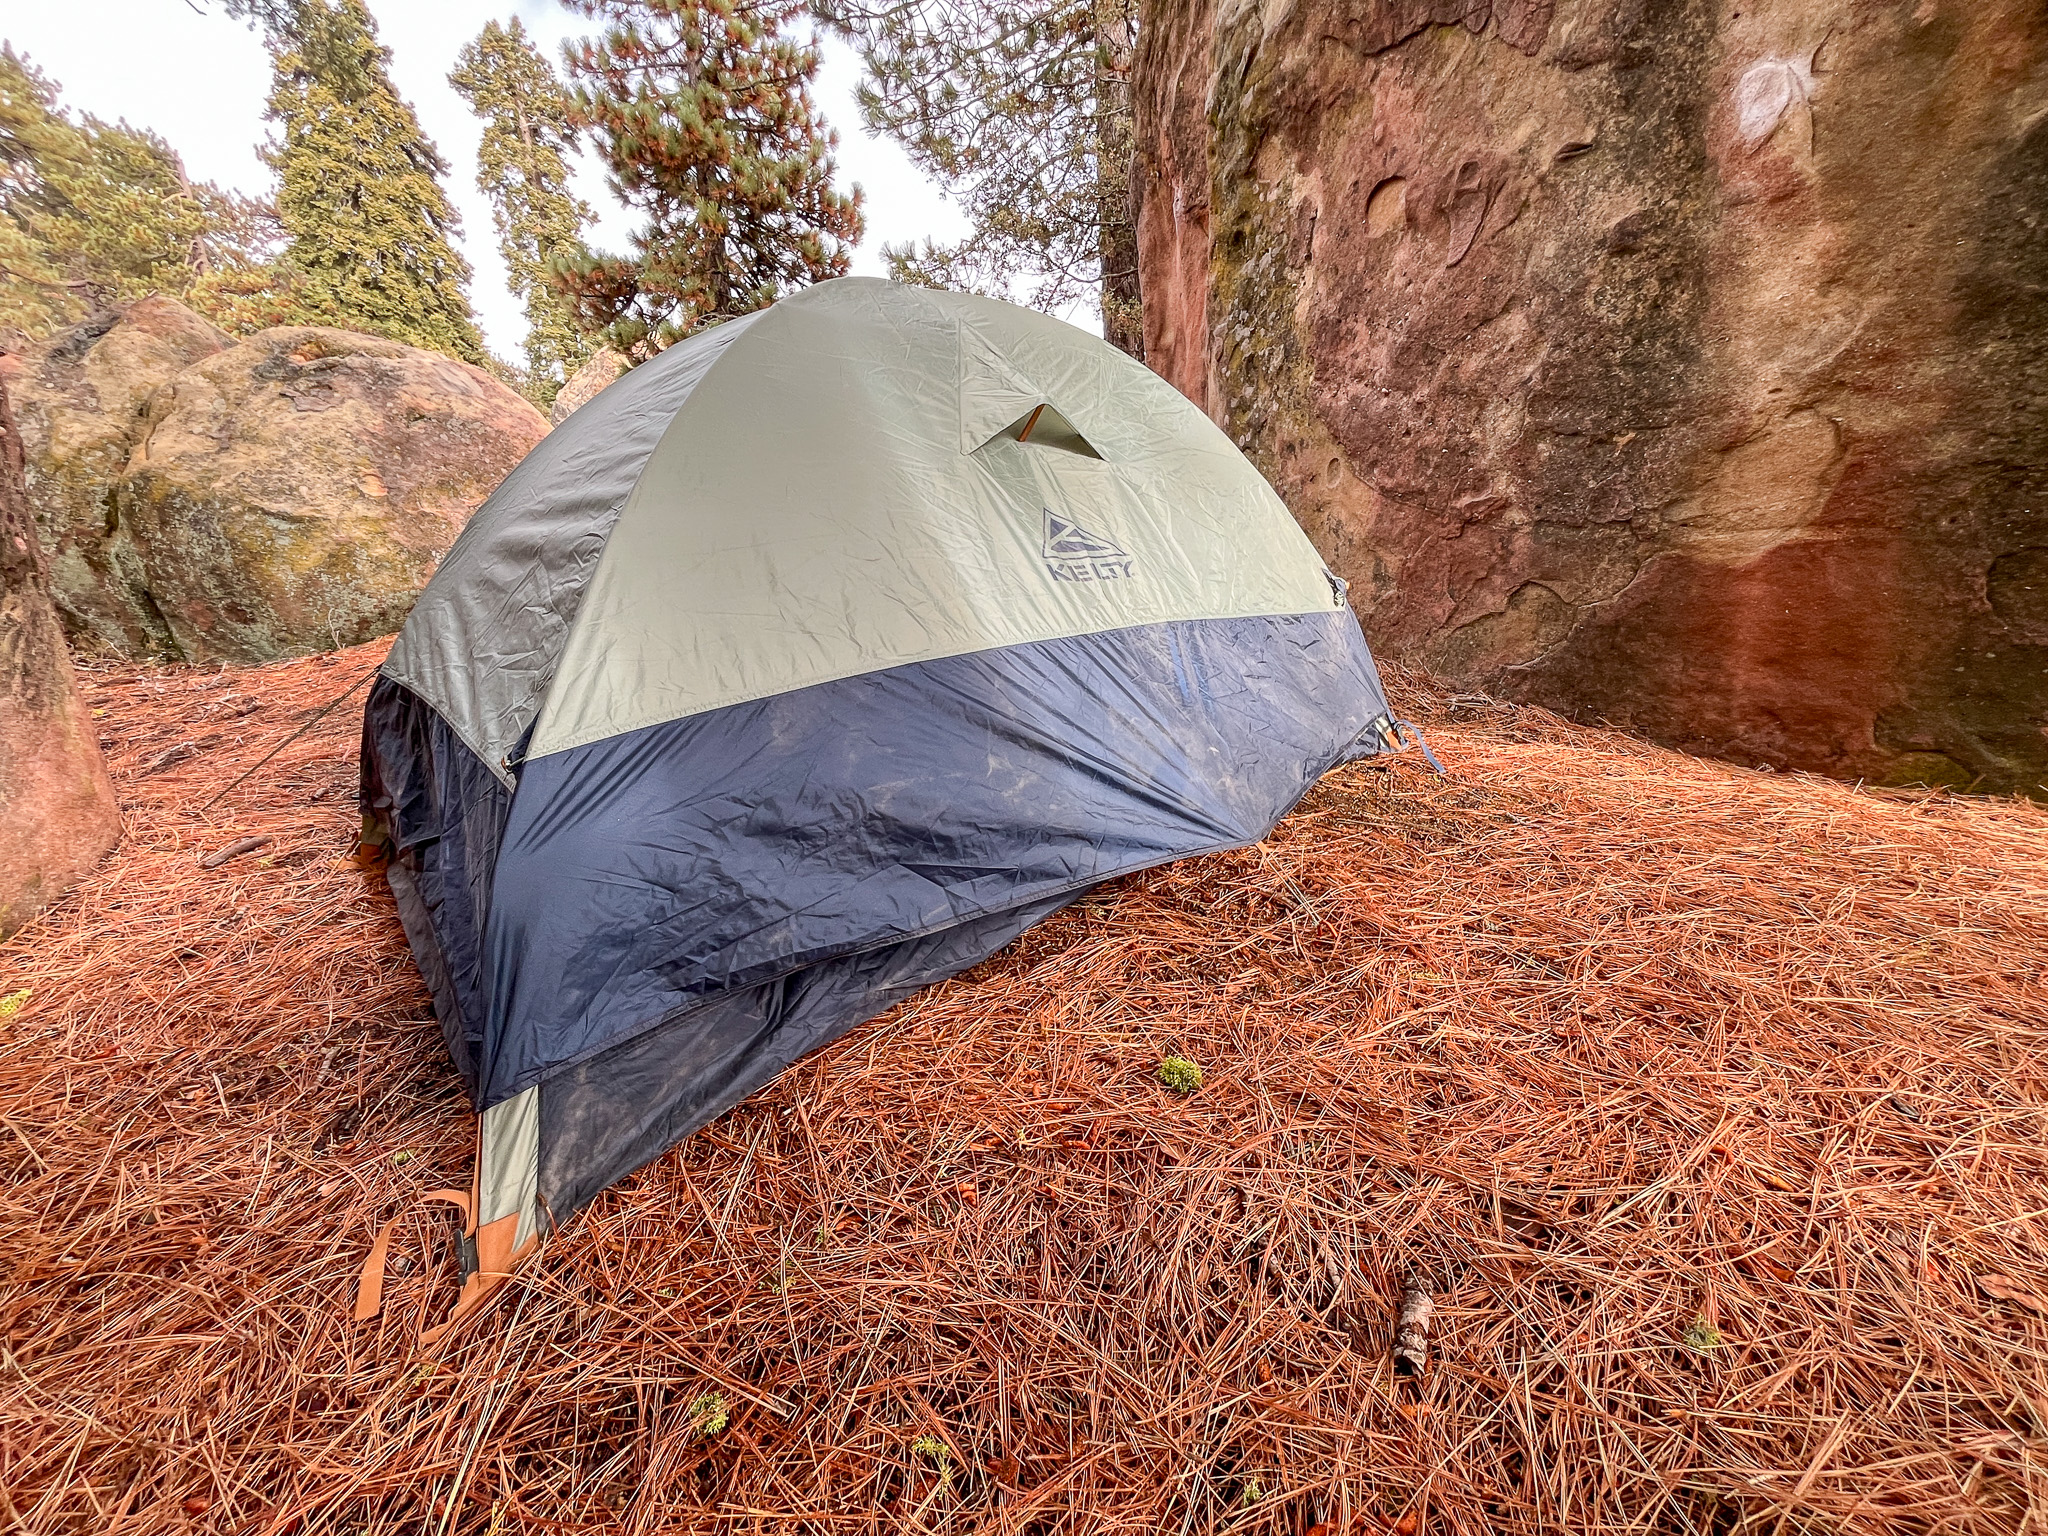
[1096,0,1144,357]
[0,375,120,938]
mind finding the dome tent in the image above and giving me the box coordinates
[359,277,1399,1326]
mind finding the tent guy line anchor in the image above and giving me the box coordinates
[1378,715,1448,775]
[197,660,381,816]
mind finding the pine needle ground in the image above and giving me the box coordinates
[1,643,2043,1534]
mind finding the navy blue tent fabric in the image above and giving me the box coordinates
[482,608,1385,1108]
[364,607,1389,1217]
[533,892,1075,1216]
[361,681,514,1095]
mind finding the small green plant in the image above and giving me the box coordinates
[0,989,29,1021]
[687,1391,729,1437]
[1682,1316,1723,1354]
[910,1432,954,1490]
[1157,1055,1203,1094]
[1239,1476,1264,1506]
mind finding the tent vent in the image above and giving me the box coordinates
[990,404,1102,460]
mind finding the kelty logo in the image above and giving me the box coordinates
[1042,508,1135,582]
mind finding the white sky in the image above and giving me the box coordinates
[1,0,979,361]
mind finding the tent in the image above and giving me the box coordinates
[358,277,1399,1323]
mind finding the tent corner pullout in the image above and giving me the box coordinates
[358,276,1405,1333]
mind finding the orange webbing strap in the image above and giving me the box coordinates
[419,1211,540,1345]
[353,1188,474,1322]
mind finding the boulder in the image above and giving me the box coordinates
[549,347,626,425]
[117,326,548,665]
[11,297,232,655]
[1135,0,2048,794]
[0,377,119,939]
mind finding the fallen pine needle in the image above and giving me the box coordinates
[0,646,2043,1533]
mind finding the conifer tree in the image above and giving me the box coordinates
[0,46,282,340]
[180,191,303,335]
[259,0,487,364]
[816,0,1141,355]
[553,0,863,356]
[450,18,593,403]
[0,47,92,338]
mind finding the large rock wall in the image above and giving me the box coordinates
[0,377,119,939]
[1134,0,2048,793]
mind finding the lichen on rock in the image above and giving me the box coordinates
[8,300,549,666]
[116,325,549,665]
[11,296,232,657]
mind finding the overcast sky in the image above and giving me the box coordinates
[3,0,976,361]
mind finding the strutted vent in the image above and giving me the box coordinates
[987,403,1102,459]
[957,315,1107,460]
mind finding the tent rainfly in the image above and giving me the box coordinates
[358,277,1404,1329]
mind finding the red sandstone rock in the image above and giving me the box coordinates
[0,377,119,939]
[1135,0,2048,794]
[549,347,627,426]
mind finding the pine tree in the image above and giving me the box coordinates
[181,191,305,336]
[450,18,593,403]
[553,0,864,356]
[816,0,1141,355]
[260,0,487,364]
[0,46,284,341]
[0,47,88,338]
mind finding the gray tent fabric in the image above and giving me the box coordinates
[528,281,1338,757]
[361,277,1400,1261]
[382,313,762,782]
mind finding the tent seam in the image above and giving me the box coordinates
[526,602,1343,762]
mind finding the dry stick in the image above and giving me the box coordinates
[198,835,272,870]
[1392,1273,1434,1378]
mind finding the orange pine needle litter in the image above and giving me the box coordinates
[2,643,2044,1534]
